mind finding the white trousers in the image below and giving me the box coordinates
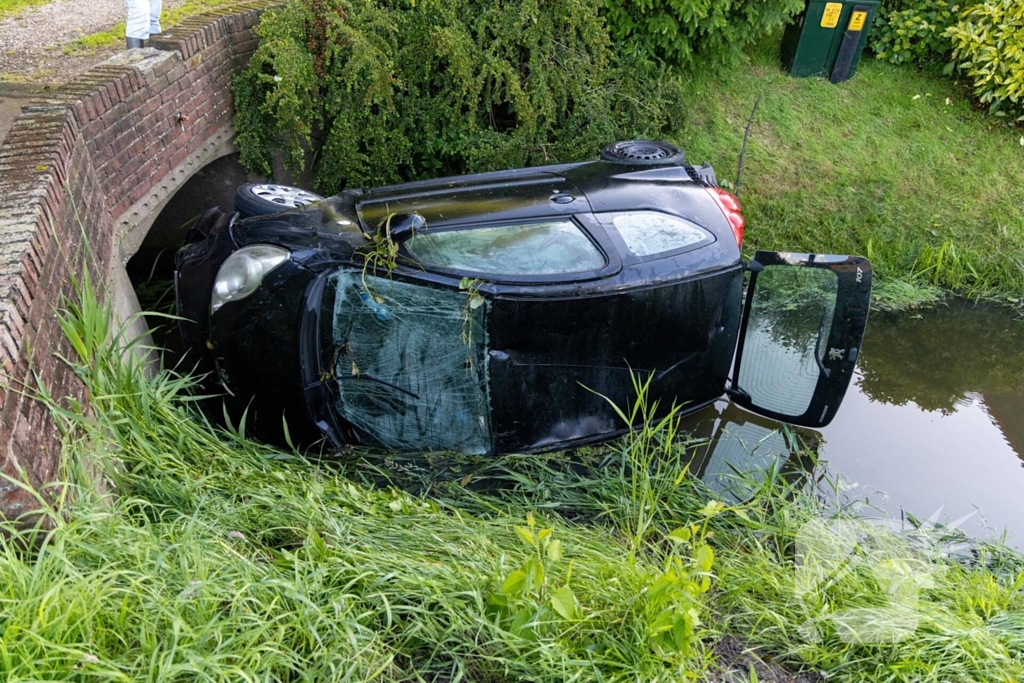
[125,0,162,39]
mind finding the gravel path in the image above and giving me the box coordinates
[0,0,182,83]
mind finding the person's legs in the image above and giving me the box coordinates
[125,0,151,44]
[148,0,162,37]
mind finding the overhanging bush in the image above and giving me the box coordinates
[233,0,685,193]
[869,0,960,65]
[600,0,804,69]
[946,0,1024,118]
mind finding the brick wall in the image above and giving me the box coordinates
[0,0,277,521]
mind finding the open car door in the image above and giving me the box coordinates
[729,251,871,428]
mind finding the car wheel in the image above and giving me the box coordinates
[234,183,324,217]
[599,140,685,166]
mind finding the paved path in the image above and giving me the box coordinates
[0,0,186,148]
[1,0,188,82]
[1,0,127,81]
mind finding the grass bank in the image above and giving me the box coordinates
[4,284,1024,681]
[672,37,1024,310]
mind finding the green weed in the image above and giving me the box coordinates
[6,287,726,681]
[6,272,1024,681]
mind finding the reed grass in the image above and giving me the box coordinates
[3,277,1023,681]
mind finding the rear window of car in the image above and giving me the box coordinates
[604,211,710,258]
[405,220,605,276]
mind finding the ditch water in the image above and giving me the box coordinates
[687,299,1024,548]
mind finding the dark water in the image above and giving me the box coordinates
[688,299,1024,547]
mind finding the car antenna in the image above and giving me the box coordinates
[735,96,760,197]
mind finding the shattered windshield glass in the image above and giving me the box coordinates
[405,220,604,276]
[325,269,491,453]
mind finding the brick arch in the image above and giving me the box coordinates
[0,1,277,520]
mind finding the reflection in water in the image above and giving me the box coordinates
[687,403,818,503]
[855,301,1024,455]
[687,300,1024,548]
[738,265,837,417]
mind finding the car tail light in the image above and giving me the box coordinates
[707,187,744,248]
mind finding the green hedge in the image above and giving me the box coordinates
[600,0,804,69]
[946,0,1024,117]
[233,0,685,192]
[870,0,960,65]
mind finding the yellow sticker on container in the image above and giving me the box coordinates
[849,10,868,31]
[821,2,842,28]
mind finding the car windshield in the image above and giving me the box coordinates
[322,269,492,454]
[405,220,604,276]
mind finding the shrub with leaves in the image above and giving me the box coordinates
[945,0,1024,118]
[870,0,961,65]
[233,0,685,193]
[600,0,804,69]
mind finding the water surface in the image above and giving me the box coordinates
[689,300,1024,546]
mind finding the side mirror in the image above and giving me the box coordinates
[380,212,425,243]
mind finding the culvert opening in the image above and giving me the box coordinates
[126,153,264,364]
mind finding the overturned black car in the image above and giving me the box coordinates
[175,141,871,454]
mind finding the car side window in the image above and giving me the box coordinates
[405,220,605,276]
[603,211,711,258]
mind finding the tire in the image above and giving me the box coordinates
[234,183,324,217]
[599,140,685,166]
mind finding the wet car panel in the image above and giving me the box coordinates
[175,141,872,454]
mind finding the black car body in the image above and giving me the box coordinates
[175,141,872,454]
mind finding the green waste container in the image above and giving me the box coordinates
[781,0,880,83]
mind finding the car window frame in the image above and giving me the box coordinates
[399,214,622,285]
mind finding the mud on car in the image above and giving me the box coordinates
[175,141,872,454]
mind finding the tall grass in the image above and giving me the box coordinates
[3,280,1024,681]
[2,276,720,681]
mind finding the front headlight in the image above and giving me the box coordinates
[211,244,290,313]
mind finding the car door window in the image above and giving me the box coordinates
[405,220,605,276]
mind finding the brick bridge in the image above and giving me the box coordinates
[0,2,276,520]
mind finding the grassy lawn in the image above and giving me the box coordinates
[672,37,1024,309]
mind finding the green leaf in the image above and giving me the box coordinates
[537,528,552,542]
[514,526,535,548]
[550,586,577,619]
[502,569,527,595]
[698,500,726,517]
[666,527,692,543]
[695,544,715,574]
[526,558,545,589]
[547,538,563,562]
